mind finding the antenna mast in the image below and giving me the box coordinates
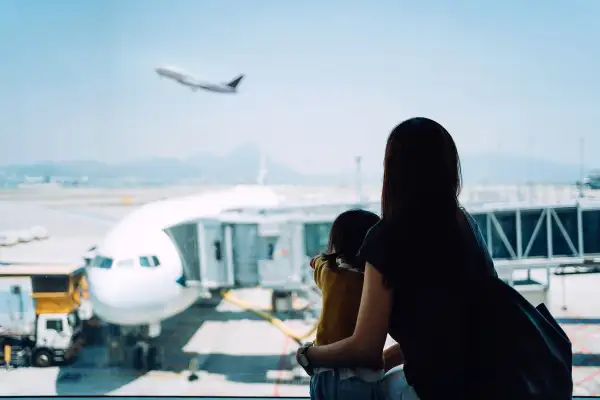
[579,136,585,198]
[257,150,268,186]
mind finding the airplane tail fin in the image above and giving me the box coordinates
[226,74,244,89]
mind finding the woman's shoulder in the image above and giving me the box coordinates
[364,219,386,241]
[360,219,396,252]
[357,220,396,273]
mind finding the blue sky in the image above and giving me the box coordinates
[0,0,598,174]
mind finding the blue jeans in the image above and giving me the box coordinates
[309,369,384,400]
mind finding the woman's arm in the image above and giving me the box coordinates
[301,262,392,369]
[383,343,404,372]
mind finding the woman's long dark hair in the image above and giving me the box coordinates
[381,117,462,220]
[323,209,380,272]
[380,117,464,284]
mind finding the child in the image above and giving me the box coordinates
[304,209,385,400]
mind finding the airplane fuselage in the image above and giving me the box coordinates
[155,67,240,93]
[86,185,280,326]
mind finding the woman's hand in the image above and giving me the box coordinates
[383,343,404,372]
[296,345,314,376]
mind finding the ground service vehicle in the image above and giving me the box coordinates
[0,264,88,367]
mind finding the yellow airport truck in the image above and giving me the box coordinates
[0,264,90,367]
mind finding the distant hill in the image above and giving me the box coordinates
[0,145,584,186]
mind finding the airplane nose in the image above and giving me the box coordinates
[87,268,126,316]
[87,268,150,320]
[87,266,184,325]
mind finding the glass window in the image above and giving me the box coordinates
[304,222,332,257]
[67,312,79,328]
[46,319,63,332]
[139,256,152,267]
[90,255,113,269]
[11,2,589,397]
[267,242,275,260]
[32,276,69,293]
[213,241,222,261]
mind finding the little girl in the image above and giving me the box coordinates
[297,209,385,400]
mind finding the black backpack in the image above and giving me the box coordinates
[467,276,573,400]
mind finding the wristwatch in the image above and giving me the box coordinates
[297,341,314,368]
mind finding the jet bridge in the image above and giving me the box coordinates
[163,199,600,311]
[164,213,314,291]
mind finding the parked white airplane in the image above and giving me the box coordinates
[155,66,244,93]
[84,150,279,368]
[84,156,367,370]
[85,183,281,367]
[87,185,279,324]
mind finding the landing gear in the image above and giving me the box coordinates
[132,340,162,371]
[107,323,163,372]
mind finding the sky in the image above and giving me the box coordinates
[0,0,599,175]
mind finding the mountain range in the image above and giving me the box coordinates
[0,143,586,186]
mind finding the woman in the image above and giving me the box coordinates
[297,117,498,399]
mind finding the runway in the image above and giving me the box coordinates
[0,184,599,397]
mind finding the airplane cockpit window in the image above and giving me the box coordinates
[90,255,113,269]
[139,256,152,267]
[139,256,160,267]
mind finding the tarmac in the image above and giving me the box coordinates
[0,184,599,397]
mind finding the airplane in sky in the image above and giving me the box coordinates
[155,66,244,93]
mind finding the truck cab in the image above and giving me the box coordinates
[32,311,83,367]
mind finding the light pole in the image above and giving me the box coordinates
[355,156,364,205]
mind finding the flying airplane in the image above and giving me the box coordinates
[155,66,244,93]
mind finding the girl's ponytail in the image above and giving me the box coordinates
[323,251,341,272]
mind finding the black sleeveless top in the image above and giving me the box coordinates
[358,208,498,400]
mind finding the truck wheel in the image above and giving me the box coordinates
[33,349,53,368]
